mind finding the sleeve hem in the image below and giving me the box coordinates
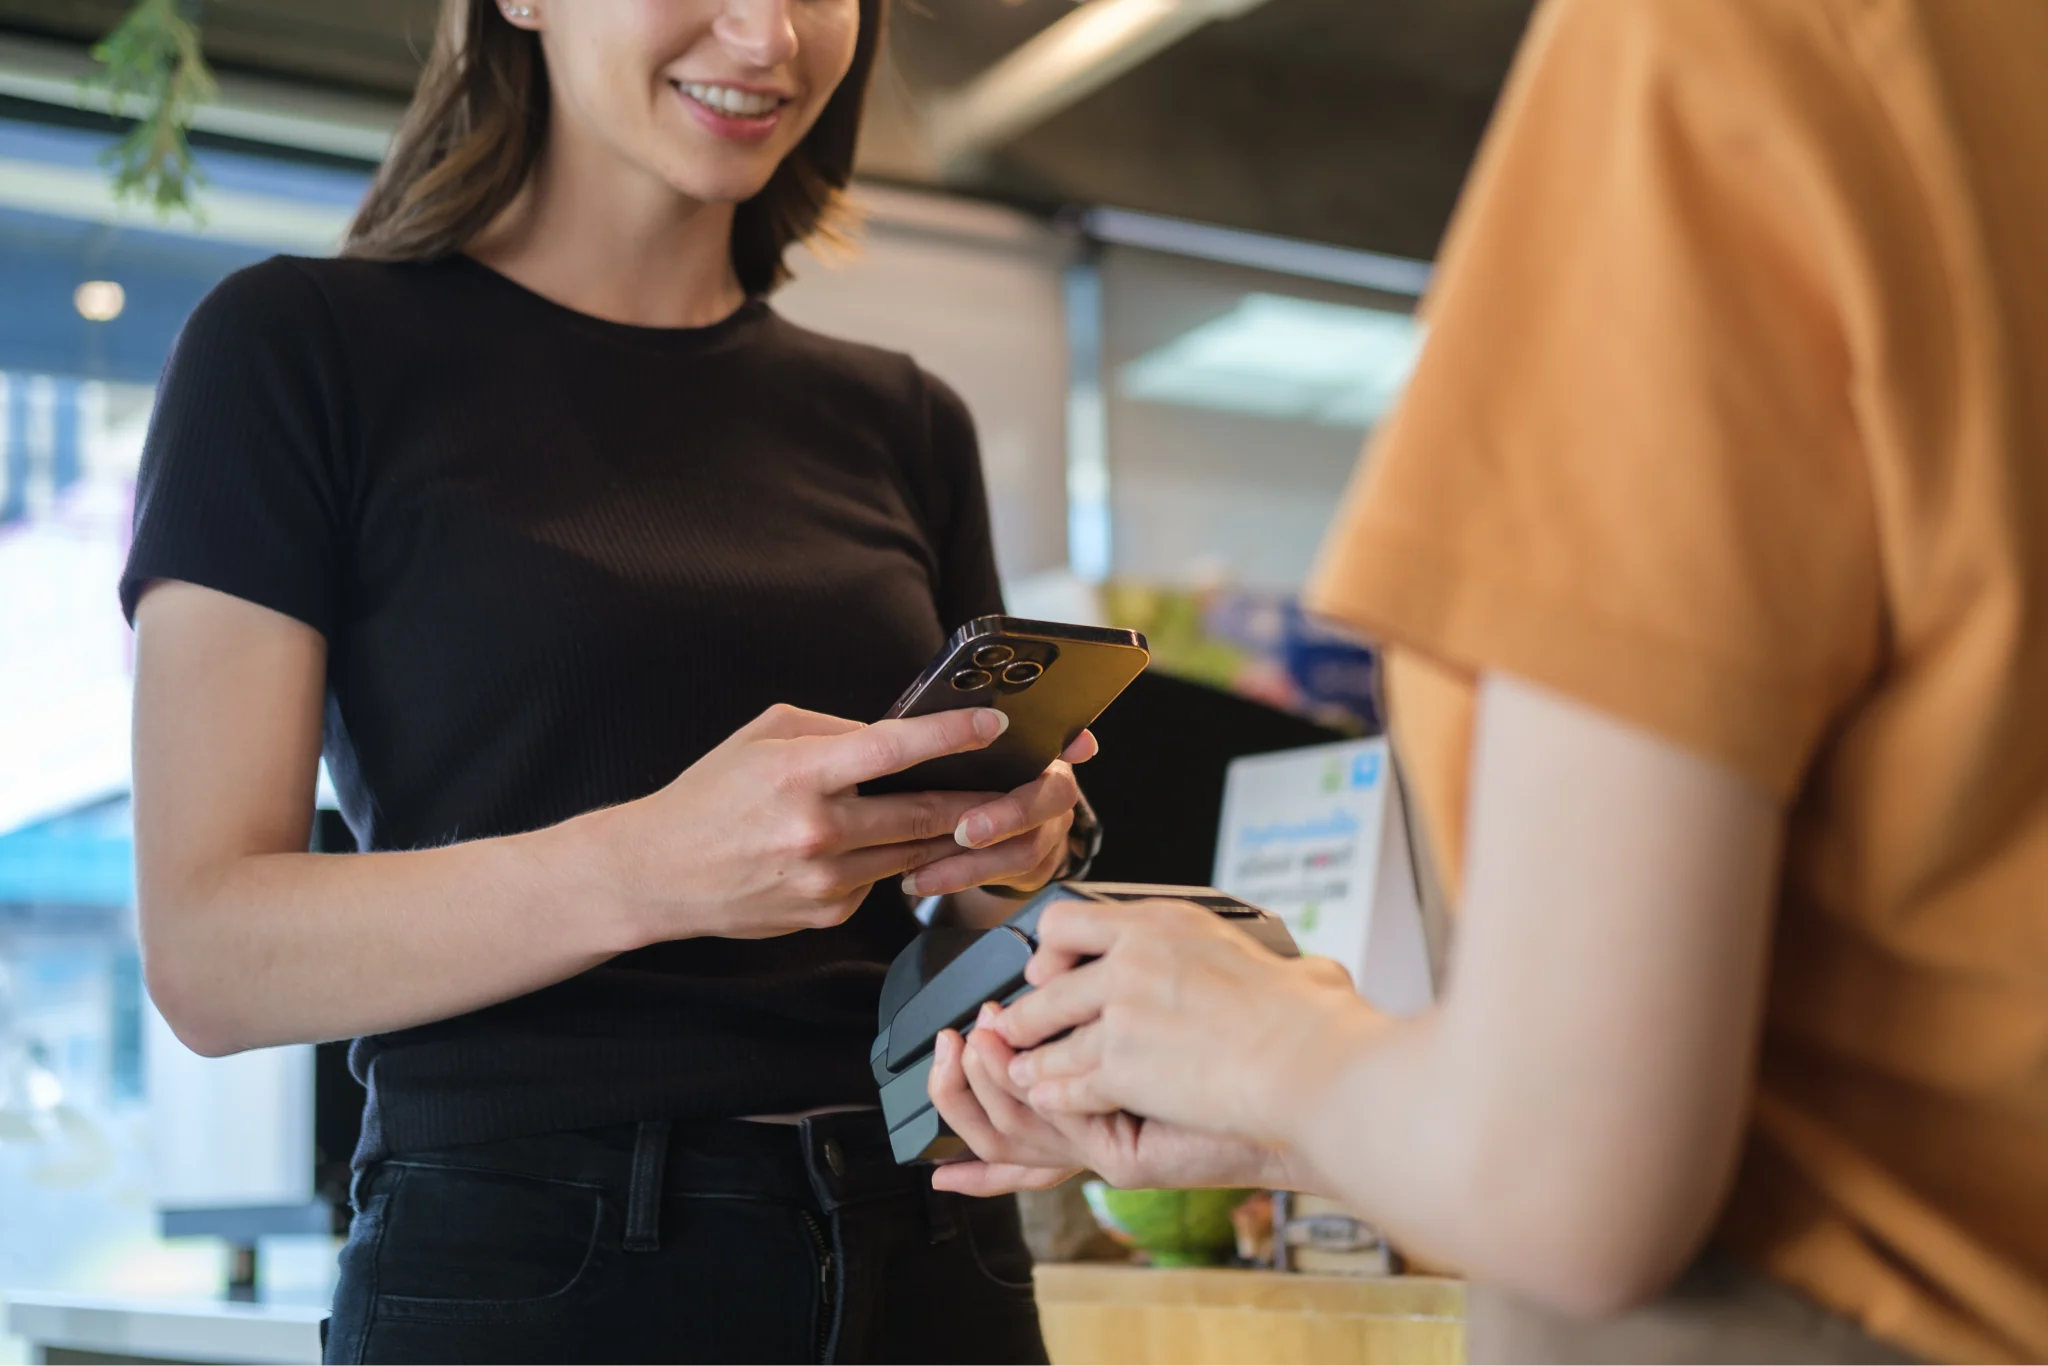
[1305,514,1837,799]
[120,560,334,641]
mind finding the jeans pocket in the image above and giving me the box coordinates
[958,1193,1038,1293]
[368,1161,610,1324]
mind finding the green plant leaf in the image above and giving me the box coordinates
[85,0,217,220]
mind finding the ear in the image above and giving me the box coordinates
[497,3,544,32]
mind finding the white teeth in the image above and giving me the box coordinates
[678,82,782,118]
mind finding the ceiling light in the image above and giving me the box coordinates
[74,280,126,323]
[1118,293,1425,430]
[930,0,1276,168]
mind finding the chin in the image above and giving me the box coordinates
[682,177,777,207]
[652,159,782,209]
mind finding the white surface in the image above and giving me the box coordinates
[1118,293,1422,430]
[4,1292,324,1365]
[1214,738,1435,1016]
[146,1005,313,1210]
[0,380,148,836]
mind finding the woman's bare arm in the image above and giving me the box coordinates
[132,581,1029,1056]
[135,582,647,1055]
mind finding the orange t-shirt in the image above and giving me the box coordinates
[1306,1,2048,1361]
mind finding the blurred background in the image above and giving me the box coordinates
[0,0,1530,1358]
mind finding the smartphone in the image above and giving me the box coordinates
[864,616,1150,795]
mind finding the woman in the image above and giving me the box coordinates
[927,1,2048,1362]
[122,1,1084,1361]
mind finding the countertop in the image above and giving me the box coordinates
[4,1291,326,1365]
[8,1269,1466,1366]
[1033,1264,1466,1365]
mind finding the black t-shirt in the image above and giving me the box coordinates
[120,254,1004,1163]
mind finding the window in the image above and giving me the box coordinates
[0,109,370,1325]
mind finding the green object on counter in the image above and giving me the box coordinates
[1082,1182,1256,1268]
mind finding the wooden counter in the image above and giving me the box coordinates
[1034,1264,1465,1365]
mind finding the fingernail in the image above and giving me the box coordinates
[973,709,1010,740]
[1009,1056,1034,1084]
[901,874,923,897]
[977,1002,998,1027]
[956,815,993,848]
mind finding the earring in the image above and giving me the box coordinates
[504,4,535,18]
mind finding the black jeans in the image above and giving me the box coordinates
[323,1111,1048,1365]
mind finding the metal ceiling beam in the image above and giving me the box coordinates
[1085,207,1435,296]
[925,0,1275,173]
[0,32,400,162]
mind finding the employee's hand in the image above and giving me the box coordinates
[926,1000,1303,1197]
[993,899,1378,1146]
[590,703,1012,943]
[899,730,1098,900]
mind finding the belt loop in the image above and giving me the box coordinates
[799,1116,850,1213]
[624,1119,672,1253]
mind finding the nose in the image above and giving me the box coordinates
[713,0,800,70]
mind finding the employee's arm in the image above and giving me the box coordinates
[131,581,1032,1057]
[996,672,1783,1315]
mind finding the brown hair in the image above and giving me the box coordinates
[345,0,883,295]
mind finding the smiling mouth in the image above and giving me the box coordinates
[672,81,790,120]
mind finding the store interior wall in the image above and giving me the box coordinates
[777,198,1073,585]
[1101,245,1419,592]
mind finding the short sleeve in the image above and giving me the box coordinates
[1306,0,1886,798]
[120,257,354,637]
[918,370,1006,629]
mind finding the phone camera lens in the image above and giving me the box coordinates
[950,668,995,692]
[1001,661,1044,687]
[972,645,1016,669]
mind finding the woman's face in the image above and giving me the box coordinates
[515,0,862,205]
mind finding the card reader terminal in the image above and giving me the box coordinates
[871,882,1299,1165]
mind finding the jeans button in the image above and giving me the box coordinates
[823,1139,847,1177]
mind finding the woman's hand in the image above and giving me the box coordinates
[927,1012,1084,1193]
[901,730,1098,901]
[926,1001,1303,1198]
[993,899,1379,1146]
[589,703,1016,943]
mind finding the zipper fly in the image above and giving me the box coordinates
[800,1208,836,1363]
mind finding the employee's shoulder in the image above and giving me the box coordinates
[758,310,957,417]
[1545,0,1858,79]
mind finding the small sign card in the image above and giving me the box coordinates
[1212,738,1436,1016]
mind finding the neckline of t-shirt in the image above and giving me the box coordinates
[448,252,771,348]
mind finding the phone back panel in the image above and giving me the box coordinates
[865,617,1149,795]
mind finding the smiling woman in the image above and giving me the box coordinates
[118,0,1086,1362]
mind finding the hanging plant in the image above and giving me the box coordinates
[87,0,217,217]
